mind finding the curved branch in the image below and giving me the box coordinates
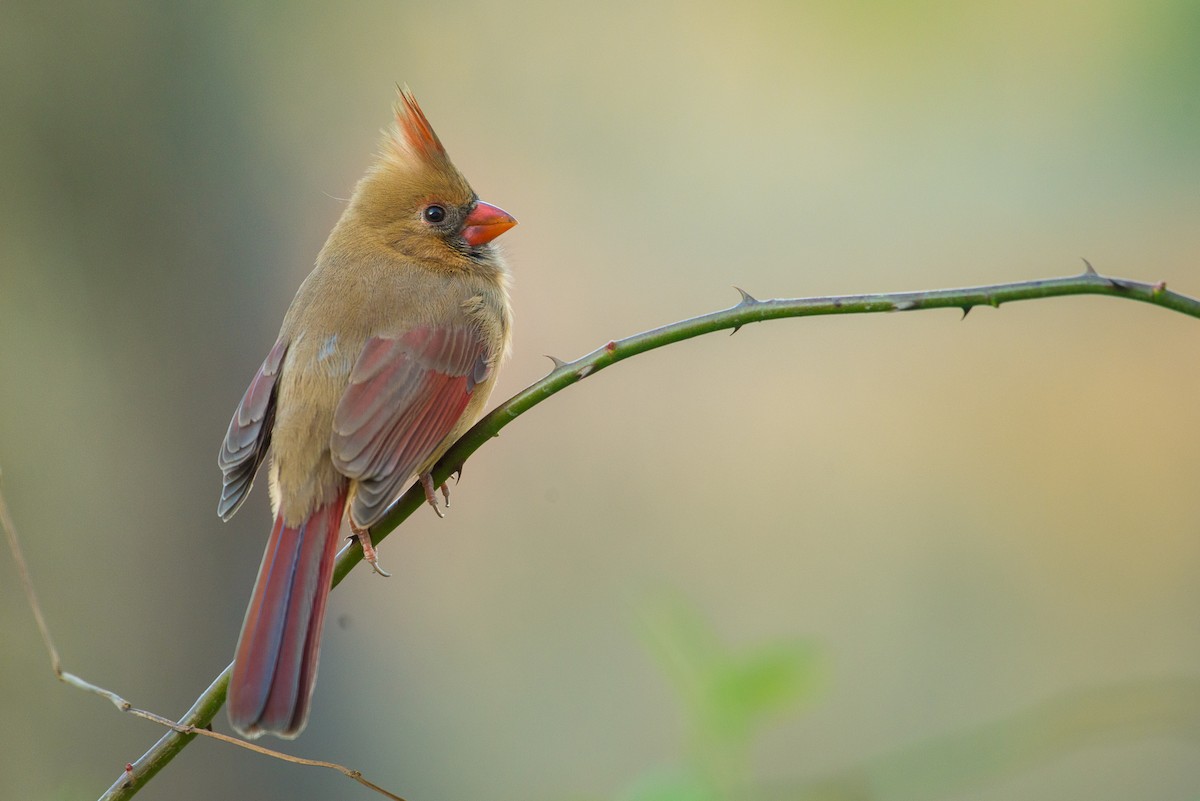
[100,265,1200,799]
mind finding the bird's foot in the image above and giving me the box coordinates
[348,519,391,577]
[419,472,448,518]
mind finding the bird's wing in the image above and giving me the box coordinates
[218,339,288,520]
[331,324,490,528]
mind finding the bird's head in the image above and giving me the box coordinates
[351,87,516,267]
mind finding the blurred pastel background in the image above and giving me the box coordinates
[2,2,1199,800]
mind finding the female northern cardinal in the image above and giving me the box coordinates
[216,89,515,739]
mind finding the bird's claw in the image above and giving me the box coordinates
[420,472,448,518]
[348,521,391,577]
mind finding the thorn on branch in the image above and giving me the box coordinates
[578,364,595,379]
[1081,258,1097,276]
[544,355,567,371]
[729,324,742,336]
[961,306,972,320]
[733,286,760,306]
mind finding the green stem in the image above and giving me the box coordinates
[99,266,1200,799]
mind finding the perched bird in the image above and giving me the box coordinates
[216,88,515,739]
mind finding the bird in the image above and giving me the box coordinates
[216,88,515,739]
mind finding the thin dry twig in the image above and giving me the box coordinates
[0,467,407,801]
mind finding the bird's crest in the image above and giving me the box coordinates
[387,86,448,165]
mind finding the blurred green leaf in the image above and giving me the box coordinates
[617,768,717,801]
[639,591,824,744]
[632,590,827,799]
[638,591,724,711]
[709,640,823,741]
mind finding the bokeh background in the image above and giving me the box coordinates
[2,2,1199,799]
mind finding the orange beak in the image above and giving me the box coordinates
[462,200,517,247]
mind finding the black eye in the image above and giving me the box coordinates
[423,205,446,224]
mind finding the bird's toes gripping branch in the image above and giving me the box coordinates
[419,472,449,518]
[348,517,392,578]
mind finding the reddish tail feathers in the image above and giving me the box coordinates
[228,491,347,739]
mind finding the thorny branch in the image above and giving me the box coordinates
[3,265,1198,800]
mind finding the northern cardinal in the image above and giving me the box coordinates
[216,89,515,739]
